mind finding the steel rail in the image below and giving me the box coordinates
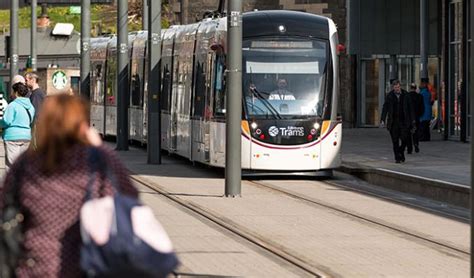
[131,175,332,278]
[248,180,469,257]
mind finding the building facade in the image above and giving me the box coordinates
[443,0,471,141]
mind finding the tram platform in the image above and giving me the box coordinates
[341,128,470,207]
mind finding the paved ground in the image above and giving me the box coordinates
[342,128,469,186]
[117,147,468,277]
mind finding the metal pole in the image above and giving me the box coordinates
[31,0,37,72]
[142,0,149,31]
[420,0,428,81]
[10,0,19,95]
[116,0,129,150]
[181,0,189,25]
[470,0,474,275]
[225,0,242,197]
[81,0,91,98]
[147,0,162,164]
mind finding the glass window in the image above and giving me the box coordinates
[91,63,104,104]
[449,1,463,137]
[193,60,206,117]
[214,54,226,116]
[242,39,327,119]
[70,76,80,95]
[106,55,117,106]
[131,71,142,106]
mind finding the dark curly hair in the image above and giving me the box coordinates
[12,82,29,97]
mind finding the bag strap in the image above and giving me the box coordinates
[85,147,120,200]
[85,147,103,201]
[21,106,32,126]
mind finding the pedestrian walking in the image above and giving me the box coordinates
[24,72,46,120]
[1,82,35,172]
[406,83,424,153]
[9,75,26,101]
[380,80,416,163]
[0,95,138,277]
[419,81,433,141]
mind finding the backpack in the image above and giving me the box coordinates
[80,148,179,277]
[0,160,26,278]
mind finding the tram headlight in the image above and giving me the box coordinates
[313,122,321,130]
[278,25,287,33]
[251,122,258,129]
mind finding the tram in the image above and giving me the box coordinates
[90,10,342,175]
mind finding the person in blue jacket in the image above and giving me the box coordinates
[2,82,35,171]
[419,81,433,141]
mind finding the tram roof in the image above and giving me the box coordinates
[243,10,330,39]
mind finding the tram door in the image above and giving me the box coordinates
[169,59,180,152]
[191,57,211,163]
[203,52,214,162]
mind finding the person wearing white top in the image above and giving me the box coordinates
[268,78,296,100]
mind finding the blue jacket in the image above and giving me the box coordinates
[420,88,432,122]
[1,97,35,141]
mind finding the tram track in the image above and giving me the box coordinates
[247,179,470,257]
[323,178,470,223]
[130,175,332,278]
[130,173,468,277]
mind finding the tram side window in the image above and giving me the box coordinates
[131,73,141,106]
[214,55,226,116]
[160,63,171,111]
[193,61,206,117]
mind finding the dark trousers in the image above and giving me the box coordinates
[406,121,421,153]
[420,120,431,141]
[389,125,409,161]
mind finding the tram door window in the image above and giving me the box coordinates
[130,45,145,108]
[179,49,193,117]
[161,63,171,112]
[206,53,214,119]
[214,54,226,116]
[131,66,141,107]
[106,51,117,105]
[161,40,175,113]
[193,61,206,118]
[91,64,104,104]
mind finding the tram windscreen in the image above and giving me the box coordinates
[243,39,328,119]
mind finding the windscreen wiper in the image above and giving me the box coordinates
[250,88,282,120]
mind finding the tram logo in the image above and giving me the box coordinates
[268,126,305,137]
[268,126,279,137]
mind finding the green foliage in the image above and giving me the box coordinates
[0,4,171,35]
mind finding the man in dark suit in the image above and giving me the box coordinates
[406,83,424,154]
[381,80,416,163]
